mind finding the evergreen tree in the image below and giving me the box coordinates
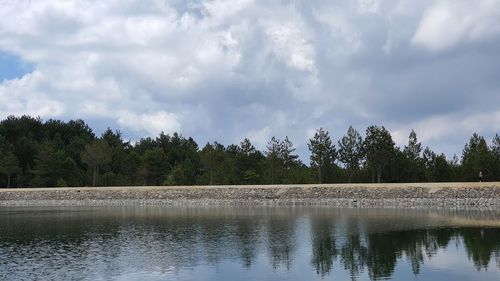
[491,134,500,157]
[422,147,436,182]
[140,148,168,185]
[219,144,241,184]
[433,153,453,182]
[167,157,199,185]
[160,133,201,185]
[422,147,453,182]
[239,138,265,184]
[280,136,300,183]
[122,151,141,185]
[388,147,407,183]
[490,134,500,180]
[266,137,281,184]
[403,130,424,182]
[338,126,363,183]
[240,138,255,155]
[0,150,21,187]
[404,130,422,160]
[0,115,498,186]
[200,142,216,185]
[82,140,112,186]
[308,128,336,184]
[101,128,130,185]
[31,141,80,187]
[461,133,494,181]
[200,142,225,185]
[363,126,395,183]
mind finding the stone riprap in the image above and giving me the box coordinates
[1,183,500,209]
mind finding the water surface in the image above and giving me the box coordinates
[1,207,499,281]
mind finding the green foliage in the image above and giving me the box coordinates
[239,138,266,184]
[56,178,67,187]
[0,115,43,143]
[404,130,422,160]
[491,134,500,181]
[0,115,498,187]
[266,137,281,184]
[461,133,495,181]
[140,147,168,185]
[31,141,81,187]
[338,126,363,183]
[491,134,500,157]
[363,126,395,183]
[401,130,425,182]
[422,147,455,182]
[0,149,21,187]
[265,136,301,184]
[82,140,112,186]
[308,128,336,184]
[199,142,226,185]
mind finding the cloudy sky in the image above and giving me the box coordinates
[0,0,499,161]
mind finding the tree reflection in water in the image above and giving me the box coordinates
[235,218,261,268]
[462,228,500,270]
[310,226,500,280]
[310,216,338,277]
[0,207,499,281]
[267,216,296,270]
[340,224,368,280]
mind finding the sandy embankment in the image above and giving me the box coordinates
[1,182,499,208]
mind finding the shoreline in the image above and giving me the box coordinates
[1,182,500,209]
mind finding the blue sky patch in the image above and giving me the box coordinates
[0,51,33,81]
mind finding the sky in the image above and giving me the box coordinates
[0,0,499,161]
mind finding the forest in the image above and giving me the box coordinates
[0,115,498,188]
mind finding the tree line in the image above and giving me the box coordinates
[0,115,499,187]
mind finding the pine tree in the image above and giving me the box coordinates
[140,148,168,185]
[0,150,21,187]
[403,130,424,182]
[491,134,500,180]
[82,140,112,186]
[240,138,255,155]
[266,137,281,184]
[280,136,300,183]
[404,130,422,160]
[461,133,493,181]
[308,128,336,184]
[363,126,395,183]
[338,126,363,183]
[200,142,225,185]
[280,137,299,171]
[239,138,264,184]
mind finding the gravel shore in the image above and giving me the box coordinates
[1,183,500,209]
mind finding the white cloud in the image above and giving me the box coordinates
[357,0,380,14]
[313,8,361,57]
[247,126,272,149]
[117,111,181,137]
[412,0,500,51]
[0,0,499,160]
[262,7,316,73]
[391,110,500,155]
[0,71,65,118]
[201,0,254,23]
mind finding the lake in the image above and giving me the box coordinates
[0,207,499,281]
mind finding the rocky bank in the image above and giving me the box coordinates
[1,183,500,209]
